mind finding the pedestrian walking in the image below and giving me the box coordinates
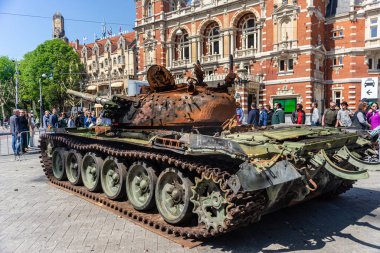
[247,103,260,127]
[291,103,306,124]
[322,102,338,127]
[336,101,353,127]
[235,102,244,126]
[266,105,274,125]
[310,102,320,126]
[49,108,59,128]
[352,103,371,130]
[259,105,268,128]
[272,103,285,125]
[9,109,21,160]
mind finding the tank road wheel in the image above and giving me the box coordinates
[52,149,67,181]
[190,174,232,232]
[155,168,193,224]
[65,150,83,185]
[81,153,103,192]
[126,161,157,211]
[101,157,127,200]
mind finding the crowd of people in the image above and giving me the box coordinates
[9,107,111,160]
[236,98,380,131]
[9,109,36,160]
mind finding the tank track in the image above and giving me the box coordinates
[39,134,267,239]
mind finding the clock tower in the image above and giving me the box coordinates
[52,11,68,43]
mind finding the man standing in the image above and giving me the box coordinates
[272,103,285,125]
[336,101,352,127]
[311,102,320,126]
[291,104,306,124]
[43,111,50,129]
[265,105,274,125]
[322,102,338,127]
[247,103,260,127]
[259,105,268,128]
[49,108,58,128]
[9,109,20,160]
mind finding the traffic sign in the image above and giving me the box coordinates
[361,77,378,99]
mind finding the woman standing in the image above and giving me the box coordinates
[352,103,371,130]
[236,102,244,125]
[367,102,380,130]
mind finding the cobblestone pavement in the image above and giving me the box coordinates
[0,154,379,253]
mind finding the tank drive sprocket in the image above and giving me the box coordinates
[191,173,234,233]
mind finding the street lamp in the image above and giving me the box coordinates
[106,67,112,97]
[39,73,47,127]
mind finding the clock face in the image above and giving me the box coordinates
[54,19,61,27]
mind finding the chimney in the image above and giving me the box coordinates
[75,39,80,49]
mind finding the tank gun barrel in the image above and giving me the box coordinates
[67,89,113,106]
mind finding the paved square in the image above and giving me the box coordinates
[0,154,379,253]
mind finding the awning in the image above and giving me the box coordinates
[86,85,97,91]
[94,103,103,108]
[111,82,124,88]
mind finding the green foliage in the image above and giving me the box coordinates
[19,39,84,112]
[0,56,16,118]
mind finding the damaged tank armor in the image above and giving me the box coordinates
[40,62,379,238]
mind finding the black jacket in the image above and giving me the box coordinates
[291,110,306,124]
[247,109,260,126]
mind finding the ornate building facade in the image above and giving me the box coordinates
[135,0,380,121]
[70,32,137,112]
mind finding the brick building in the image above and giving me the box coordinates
[70,32,138,113]
[134,0,380,122]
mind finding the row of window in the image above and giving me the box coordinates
[90,56,126,70]
[171,14,259,62]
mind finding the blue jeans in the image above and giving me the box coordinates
[311,121,320,126]
[12,134,21,156]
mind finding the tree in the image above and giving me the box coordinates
[19,39,84,113]
[0,56,16,120]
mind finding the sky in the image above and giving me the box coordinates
[0,0,136,60]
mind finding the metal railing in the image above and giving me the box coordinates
[0,129,45,157]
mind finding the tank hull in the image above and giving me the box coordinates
[39,126,375,238]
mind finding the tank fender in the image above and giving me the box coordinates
[313,149,369,180]
[336,146,380,171]
[230,160,302,194]
[187,134,247,158]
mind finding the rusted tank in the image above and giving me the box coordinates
[39,65,379,239]
[67,65,235,133]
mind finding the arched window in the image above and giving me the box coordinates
[113,57,117,65]
[118,55,122,64]
[204,23,220,55]
[147,1,153,17]
[105,59,108,66]
[236,13,258,50]
[174,30,190,60]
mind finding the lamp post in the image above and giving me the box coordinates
[39,73,47,127]
[106,67,112,97]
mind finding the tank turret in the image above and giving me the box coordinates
[68,65,236,132]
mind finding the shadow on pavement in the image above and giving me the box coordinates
[203,188,380,252]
